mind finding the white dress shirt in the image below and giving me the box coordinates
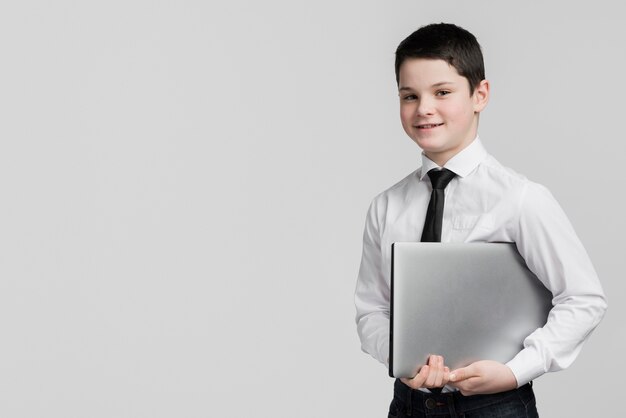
[354,137,607,387]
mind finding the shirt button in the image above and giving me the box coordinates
[425,398,437,409]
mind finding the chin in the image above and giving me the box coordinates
[413,138,445,152]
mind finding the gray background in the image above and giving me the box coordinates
[0,1,623,417]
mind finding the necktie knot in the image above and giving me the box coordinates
[428,168,456,190]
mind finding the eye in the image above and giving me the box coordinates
[402,94,417,101]
[436,90,451,97]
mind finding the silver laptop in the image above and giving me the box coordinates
[389,242,552,378]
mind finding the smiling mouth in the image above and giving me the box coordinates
[416,123,444,129]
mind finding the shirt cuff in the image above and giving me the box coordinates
[506,348,546,387]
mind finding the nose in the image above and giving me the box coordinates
[416,97,435,116]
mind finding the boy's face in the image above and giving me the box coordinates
[398,58,489,166]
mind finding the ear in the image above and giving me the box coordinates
[472,79,490,113]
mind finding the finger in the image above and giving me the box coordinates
[423,356,438,387]
[441,366,450,386]
[432,356,445,387]
[449,364,476,382]
[415,364,430,387]
[448,378,467,394]
[425,356,443,387]
[448,368,461,382]
[402,365,429,389]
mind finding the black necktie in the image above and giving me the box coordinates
[421,168,457,243]
[421,168,456,394]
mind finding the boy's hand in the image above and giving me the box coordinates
[448,360,517,395]
[400,355,450,390]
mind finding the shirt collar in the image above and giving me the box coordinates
[419,137,488,180]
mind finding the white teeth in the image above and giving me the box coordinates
[418,123,442,128]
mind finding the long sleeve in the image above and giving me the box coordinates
[354,199,390,366]
[505,182,608,386]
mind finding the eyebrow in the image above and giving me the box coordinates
[398,81,455,91]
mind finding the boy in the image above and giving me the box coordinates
[354,23,607,417]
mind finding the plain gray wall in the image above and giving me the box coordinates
[0,1,623,417]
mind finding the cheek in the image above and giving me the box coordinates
[443,103,472,125]
[400,106,414,125]
[399,108,415,136]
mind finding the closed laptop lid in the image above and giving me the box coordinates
[389,242,552,378]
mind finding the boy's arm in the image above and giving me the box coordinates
[505,182,607,386]
[354,199,390,366]
[450,182,607,394]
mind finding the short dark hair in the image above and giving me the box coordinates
[395,23,485,94]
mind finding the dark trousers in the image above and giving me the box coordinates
[388,379,539,418]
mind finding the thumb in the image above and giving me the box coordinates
[449,364,476,382]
